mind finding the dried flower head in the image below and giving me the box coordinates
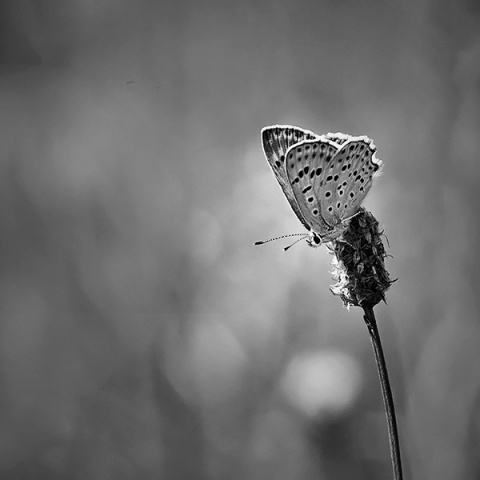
[329,208,394,308]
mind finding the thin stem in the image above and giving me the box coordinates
[363,304,403,480]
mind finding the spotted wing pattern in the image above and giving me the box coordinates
[261,125,320,230]
[283,138,341,237]
[285,136,382,241]
[317,137,381,227]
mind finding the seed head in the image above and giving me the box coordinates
[329,208,394,308]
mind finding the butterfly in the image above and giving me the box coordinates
[258,125,382,249]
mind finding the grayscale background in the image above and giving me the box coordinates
[1,1,479,479]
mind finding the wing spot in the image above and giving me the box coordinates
[308,196,314,203]
[312,209,319,216]
[341,165,347,171]
[297,147,302,153]
[298,170,304,178]
[353,170,358,176]
[305,145,311,151]
[316,167,322,176]
[336,202,341,208]
[275,160,281,168]
[290,163,294,169]
[310,170,316,179]
[304,166,310,174]
[302,185,312,193]
[325,191,331,198]
[326,175,333,182]
[328,206,333,213]
[343,181,347,186]
[333,174,339,182]
[349,192,355,198]
[339,190,344,196]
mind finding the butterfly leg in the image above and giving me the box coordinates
[341,209,363,226]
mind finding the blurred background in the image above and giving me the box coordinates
[0,0,479,479]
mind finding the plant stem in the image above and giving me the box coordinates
[363,304,403,480]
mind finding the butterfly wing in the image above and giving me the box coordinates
[284,138,342,236]
[324,132,351,146]
[319,136,382,227]
[261,125,320,230]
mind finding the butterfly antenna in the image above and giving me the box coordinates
[254,233,307,246]
[283,235,309,251]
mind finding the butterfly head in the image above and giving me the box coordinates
[306,231,322,248]
[306,222,350,247]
